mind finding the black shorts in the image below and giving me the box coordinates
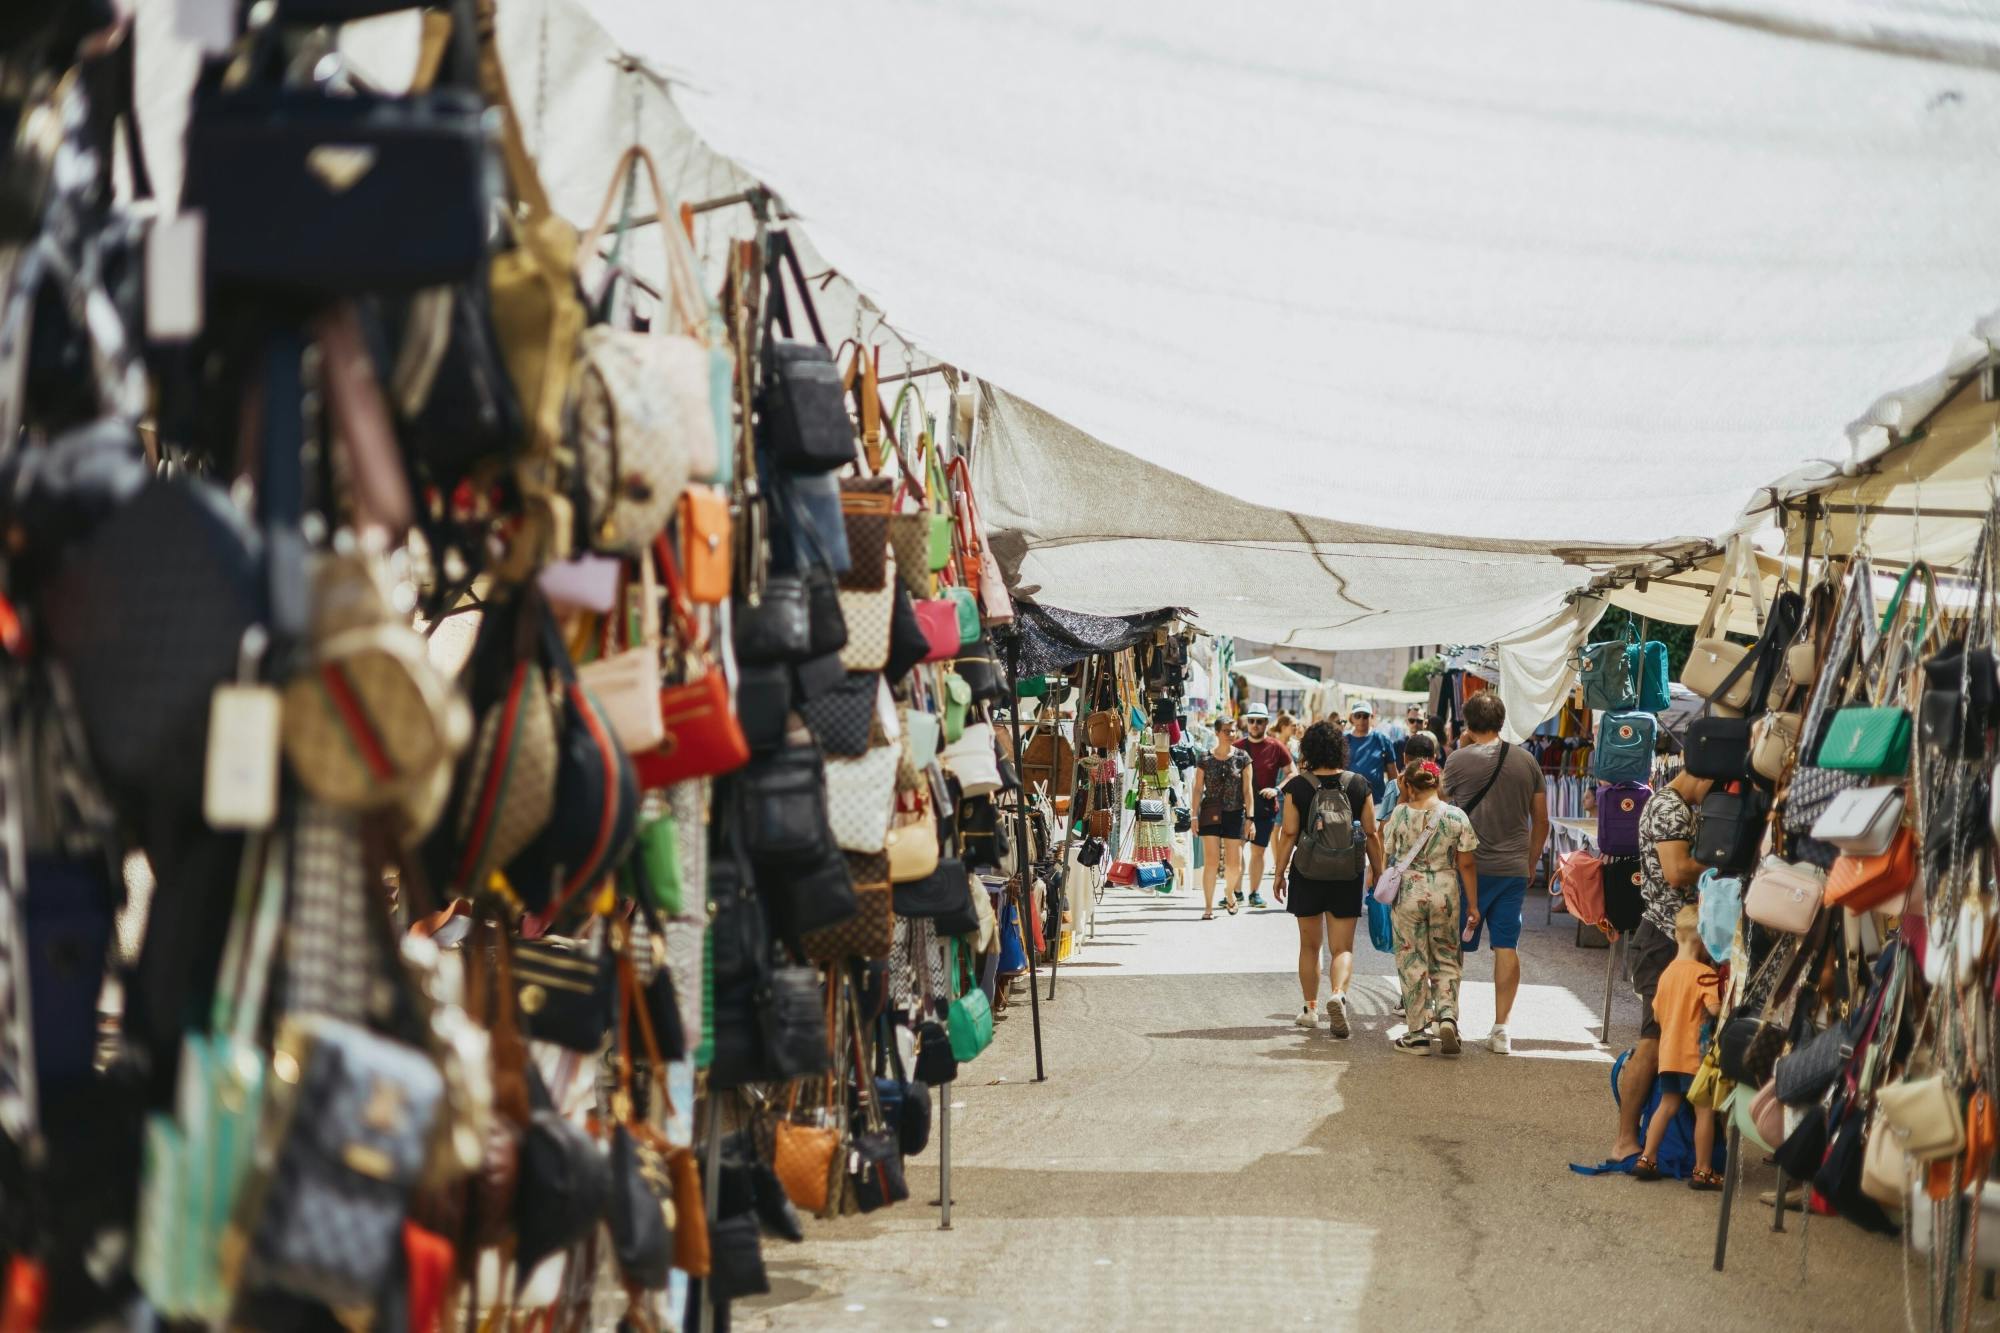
[1198,812,1248,840]
[1251,802,1278,848]
[1286,875,1362,920]
[1628,918,1676,1040]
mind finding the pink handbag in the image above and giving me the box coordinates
[1558,849,1605,926]
[914,599,961,663]
[1743,856,1825,935]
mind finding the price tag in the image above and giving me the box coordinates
[145,212,204,343]
[204,628,278,830]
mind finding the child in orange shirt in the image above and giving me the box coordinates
[1633,905,1723,1188]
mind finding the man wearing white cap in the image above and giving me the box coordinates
[1345,702,1401,808]
[1236,703,1294,907]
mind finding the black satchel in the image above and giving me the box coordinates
[885,585,930,684]
[1920,636,1997,760]
[1682,716,1752,781]
[756,230,855,474]
[894,858,980,936]
[511,936,615,1052]
[736,661,793,755]
[607,1126,673,1290]
[741,743,834,868]
[734,575,812,664]
[705,1210,771,1301]
[913,1019,958,1086]
[764,964,832,1079]
[800,671,880,758]
[955,636,1006,702]
[1814,1099,1897,1234]
[182,5,488,292]
[1692,786,1767,875]
[1077,837,1106,868]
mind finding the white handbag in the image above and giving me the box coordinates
[1810,785,1905,855]
[1860,1112,1910,1209]
[1680,536,1767,717]
[572,148,716,554]
[941,722,1003,797]
[837,580,894,671]
[1742,856,1825,935]
[825,744,899,853]
[902,709,941,770]
[1877,1074,1966,1162]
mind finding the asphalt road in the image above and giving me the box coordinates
[739,872,1909,1332]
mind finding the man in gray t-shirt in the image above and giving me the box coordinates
[1440,691,1549,1055]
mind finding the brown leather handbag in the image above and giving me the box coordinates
[1087,710,1123,752]
[771,983,843,1217]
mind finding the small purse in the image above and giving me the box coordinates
[914,598,962,663]
[1749,710,1802,783]
[1742,856,1825,935]
[1691,786,1768,876]
[800,670,881,759]
[511,935,616,1051]
[1878,1074,1966,1162]
[1810,785,1905,856]
[678,484,732,605]
[757,231,858,475]
[946,938,994,1062]
[1824,827,1916,912]
[734,575,811,664]
[941,723,1003,798]
[631,536,752,789]
[894,858,981,936]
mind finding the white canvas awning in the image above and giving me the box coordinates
[1230,657,1321,693]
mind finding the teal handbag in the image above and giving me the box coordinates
[1579,622,1638,711]
[1366,894,1394,952]
[946,939,994,1062]
[946,585,980,646]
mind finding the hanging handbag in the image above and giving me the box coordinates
[1696,869,1742,961]
[1824,827,1916,913]
[894,859,981,937]
[1716,929,1814,1086]
[1920,637,1998,761]
[941,723,1003,798]
[955,637,1006,702]
[803,852,895,962]
[825,743,900,855]
[800,671,882,759]
[945,938,994,1062]
[576,555,668,755]
[1749,710,1802,784]
[1810,785,1905,856]
[1821,563,1937,776]
[1878,1075,1967,1162]
[757,230,855,474]
[914,598,963,664]
[886,795,943,884]
[1591,711,1656,784]
[771,1079,840,1218]
[1680,536,1767,716]
[511,935,616,1051]
[631,536,752,789]
[1555,847,1605,925]
[837,579,895,673]
[1691,785,1767,876]
[734,575,811,665]
[570,147,717,554]
[678,485,732,605]
[740,744,834,869]
[1742,855,1825,935]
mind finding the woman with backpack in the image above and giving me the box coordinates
[1271,721,1384,1037]
[1379,761,1481,1055]
[1190,716,1255,918]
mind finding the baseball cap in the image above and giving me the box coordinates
[1243,703,1269,720]
[1350,701,1374,716]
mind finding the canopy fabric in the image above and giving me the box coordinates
[589,0,2000,575]
[1008,602,1179,678]
[1230,657,1322,693]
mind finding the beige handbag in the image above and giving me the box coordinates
[836,577,894,672]
[282,554,469,814]
[571,147,717,555]
[1742,856,1824,935]
[1748,710,1801,783]
[1878,1073,1966,1161]
[885,795,941,882]
[577,557,666,754]
[1681,536,1767,717]
[825,744,900,854]
[1861,1112,1911,1209]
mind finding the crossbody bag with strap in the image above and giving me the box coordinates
[1458,741,1512,817]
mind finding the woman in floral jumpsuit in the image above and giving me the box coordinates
[1379,761,1481,1056]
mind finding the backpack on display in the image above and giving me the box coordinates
[1592,711,1656,785]
[1292,777,1360,881]
[1595,782,1651,856]
[1579,626,1639,712]
[1634,639,1671,712]
[1601,856,1645,933]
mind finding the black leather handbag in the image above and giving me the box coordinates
[1920,637,1997,761]
[1077,837,1106,868]
[913,1019,958,1086]
[741,744,834,868]
[764,964,831,1079]
[705,1210,771,1301]
[607,1126,673,1290]
[1692,786,1767,875]
[511,937,615,1052]
[885,586,930,685]
[761,849,858,942]
[376,272,524,489]
[893,858,980,936]
[734,575,812,664]
[515,1077,613,1273]
[736,662,793,755]
[707,824,768,991]
[848,1127,908,1214]
[1682,716,1752,781]
[756,231,855,475]
[955,636,1006,702]
[182,10,488,292]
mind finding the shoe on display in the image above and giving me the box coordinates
[1294,1007,1319,1030]
[1436,1019,1461,1056]
[1325,994,1350,1039]
[1487,1025,1511,1055]
[1393,1031,1433,1056]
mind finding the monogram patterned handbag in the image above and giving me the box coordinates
[837,564,895,672]
[804,853,894,962]
[825,745,900,854]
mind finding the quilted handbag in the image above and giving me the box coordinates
[1591,711,1656,784]
[837,579,894,672]
[1824,827,1916,912]
[1819,706,1913,776]
[1743,856,1825,934]
[800,671,881,758]
[825,744,900,854]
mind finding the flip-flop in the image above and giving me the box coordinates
[1225,899,1239,915]
[1201,912,1215,921]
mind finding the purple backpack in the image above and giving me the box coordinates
[1596,782,1652,856]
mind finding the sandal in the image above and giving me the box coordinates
[1225,897,1239,915]
[1201,912,1215,921]
[1631,1155,1661,1181]
[1689,1168,1724,1192]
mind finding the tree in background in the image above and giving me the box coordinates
[1402,655,1444,694]
[1589,607,1697,678]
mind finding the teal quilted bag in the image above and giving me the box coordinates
[1819,706,1911,774]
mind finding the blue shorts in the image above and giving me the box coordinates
[1251,806,1278,848]
[1459,875,1526,952]
[1658,1072,1694,1096]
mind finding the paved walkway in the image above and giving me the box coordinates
[739,875,1908,1331]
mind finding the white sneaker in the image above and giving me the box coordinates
[1294,1007,1319,1030]
[1325,994,1350,1039]
[1487,1025,1511,1055]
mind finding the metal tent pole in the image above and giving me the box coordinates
[1712,1123,1741,1271]
[935,1083,954,1229]
[1004,630,1048,1082]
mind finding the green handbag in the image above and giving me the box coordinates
[942,671,972,744]
[1015,675,1051,699]
[926,512,953,572]
[1819,561,1935,776]
[946,938,994,1062]
[922,430,954,571]
[946,585,980,647]
[620,811,683,915]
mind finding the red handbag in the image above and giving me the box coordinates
[1105,861,1138,886]
[914,599,961,663]
[631,537,750,788]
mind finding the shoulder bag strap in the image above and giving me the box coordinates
[1459,741,1510,817]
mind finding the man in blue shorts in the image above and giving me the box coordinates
[1440,690,1549,1054]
